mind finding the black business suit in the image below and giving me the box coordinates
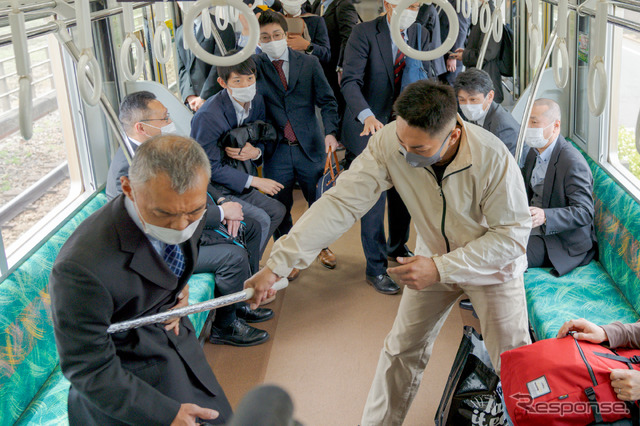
[175,17,236,106]
[439,0,470,85]
[310,0,359,127]
[461,101,520,156]
[340,16,432,276]
[522,135,597,276]
[50,195,232,425]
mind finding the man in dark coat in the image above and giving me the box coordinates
[522,98,597,276]
[50,136,233,424]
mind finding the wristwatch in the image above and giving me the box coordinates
[305,44,314,55]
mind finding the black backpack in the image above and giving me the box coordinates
[497,23,514,77]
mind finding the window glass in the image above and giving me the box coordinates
[573,14,591,142]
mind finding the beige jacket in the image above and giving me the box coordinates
[266,116,532,285]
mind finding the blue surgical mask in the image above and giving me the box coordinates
[399,130,453,168]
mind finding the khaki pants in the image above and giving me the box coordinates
[361,276,531,426]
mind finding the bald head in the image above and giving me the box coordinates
[531,98,561,126]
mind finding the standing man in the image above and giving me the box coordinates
[51,136,232,424]
[280,0,332,64]
[340,0,434,294]
[454,68,520,156]
[253,11,340,279]
[522,98,597,276]
[310,0,359,127]
[245,81,532,425]
[439,0,470,85]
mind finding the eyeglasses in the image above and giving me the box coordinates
[259,31,286,43]
[140,112,171,124]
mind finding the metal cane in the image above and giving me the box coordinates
[107,278,289,334]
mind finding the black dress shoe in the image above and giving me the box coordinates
[236,304,274,323]
[366,274,401,295]
[388,247,415,261]
[209,319,269,347]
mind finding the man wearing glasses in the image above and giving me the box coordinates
[245,80,532,425]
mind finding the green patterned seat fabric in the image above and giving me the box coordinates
[0,193,107,425]
[186,272,215,337]
[524,263,640,340]
[14,366,69,426]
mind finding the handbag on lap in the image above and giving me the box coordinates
[219,120,277,177]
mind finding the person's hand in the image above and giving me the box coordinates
[251,176,284,196]
[449,47,464,61]
[287,34,311,51]
[187,96,205,112]
[361,115,384,137]
[611,370,640,401]
[556,318,608,342]
[164,285,189,336]
[337,70,343,85]
[325,134,339,153]
[245,267,280,309]
[225,219,241,238]
[387,256,440,290]
[530,206,546,228]
[225,143,260,161]
[221,201,243,221]
[170,403,218,426]
[446,57,457,72]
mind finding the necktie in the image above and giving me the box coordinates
[394,31,406,98]
[163,244,185,277]
[320,3,325,15]
[272,60,297,143]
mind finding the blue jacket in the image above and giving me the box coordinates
[301,15,332,64]
[190,90,267,194]
[253,49,339,163]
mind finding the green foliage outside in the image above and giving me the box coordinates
[616,127,640,179]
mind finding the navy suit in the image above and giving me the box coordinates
[254,49,339,237]
[175,17,236,105]
[301,15,332,64]
[522,135,597,276]
[340,16,432,276]
[439,0,470,85]
[190,89,286,254]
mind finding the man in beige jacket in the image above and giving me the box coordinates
[246,80,532,425]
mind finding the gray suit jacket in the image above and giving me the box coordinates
[522,135,597,276]
[50,195,231,425]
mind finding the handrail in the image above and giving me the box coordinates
[552,0,569,88]
[539,0,640,33]
[391,0,459,61]
[75,0,102,106]
[514,29,559,165]
[9,0,33,140]
[120,2,144,82]
[587,0,609,117]
[153,1,172,65]
[476,0,503,69]
[183,0,259,66]
[529,0,542,68]
[55,23,133,166]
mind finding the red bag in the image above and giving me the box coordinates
[500,335,640,425]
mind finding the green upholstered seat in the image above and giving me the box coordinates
[1,191,216,425]
[524,263,640,340]
[523,141,640,341]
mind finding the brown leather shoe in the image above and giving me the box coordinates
[317,248,337,269]
[287,268,300,281]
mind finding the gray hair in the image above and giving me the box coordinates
[533,98,562,124]
[129,135,211,193]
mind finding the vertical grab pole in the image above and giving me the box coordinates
[75,0,102,106]
[514,29,559,165]
[9,0,33,140]
[476,0,503,69]
[587,0,608,117]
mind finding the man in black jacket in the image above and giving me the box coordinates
[522,98,597,276]
[50,136,232,425]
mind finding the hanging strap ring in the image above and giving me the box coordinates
[77,52,103,106]
[154,22,172,64]
[120,35,145,81]
[587,58,607,117]
[552,38,569,89]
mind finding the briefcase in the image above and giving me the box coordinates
[315,150,342,200]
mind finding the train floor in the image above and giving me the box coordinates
[203,189,466,425]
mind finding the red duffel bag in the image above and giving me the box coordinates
[500,335,640,426]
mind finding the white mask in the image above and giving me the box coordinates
[398,9,418,30]
[460,103,488,122]
[142,121,177,136]
[282,1,302,16]
[261,39,288,59]
[132,192,204,245]
[228,83,256,104]
[525,123,554,149]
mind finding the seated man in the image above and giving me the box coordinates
[108,91,272,347]
[522,98,597,276]
[558,319,640,402]
[50,136,232,424]
[254,11,341,280]
[454,68,520,157]
[191,56,287,260]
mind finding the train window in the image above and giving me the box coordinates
[0,23,83,273]
[607,8,640,187]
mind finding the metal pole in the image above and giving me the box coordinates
[57,31,133,165]
[107,278,289,334]
[539,0,640,33]
[514,29,558,164]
